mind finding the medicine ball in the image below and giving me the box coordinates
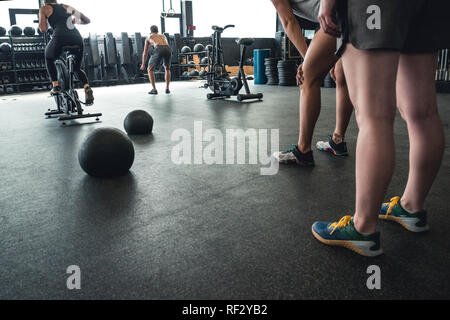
[9,25,22,37]
[200,57,209,65]
[124,110,154,135]
[193,43,204,52]
[205,44,213,53]
[182,71,188,76]
[199,70,207,77]
[23,26,36,37]
[0,43,12,54]
[0,86,4,95]
[0,27,6,37]
[181,46,191,54]
[78,127,135,178]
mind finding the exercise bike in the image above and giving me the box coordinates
[205,25,263,102]
[44,33,102,125]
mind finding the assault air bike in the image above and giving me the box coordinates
[205,25,263,102]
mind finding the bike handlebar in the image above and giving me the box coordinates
[224,24,235,29]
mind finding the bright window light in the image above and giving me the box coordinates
[0,0,276,38]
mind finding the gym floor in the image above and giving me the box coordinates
[0,82,449,299]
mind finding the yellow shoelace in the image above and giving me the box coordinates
[329,216,353,235]
[383,196,400,218]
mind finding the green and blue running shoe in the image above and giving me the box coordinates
[312,216,383,257]
[273,144,315,167]
[316,135,349,156]
[379,197,429,232]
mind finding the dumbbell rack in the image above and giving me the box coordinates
[0,37,15,95]
[11,36,51,93]
[179,50,208,80]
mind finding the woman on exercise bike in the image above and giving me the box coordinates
[39,0,94,105]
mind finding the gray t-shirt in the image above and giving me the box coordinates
[289,0,320,23]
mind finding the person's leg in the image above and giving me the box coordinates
[70,41,94,104]
[396,53,445,212]
[164,65,171,92]
[298,28,339,153]
[45,38,62,90]
[147,65,157,93]
[342,45,400,234]
[333,59,353,144]
[316,58,354,156]
[274,29,339,166]
[164,48,172,93]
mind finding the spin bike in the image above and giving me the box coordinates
[206,25,263,102]
[44,33,102,124]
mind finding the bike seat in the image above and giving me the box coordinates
[236,38,254,46]
[212,25,224,32]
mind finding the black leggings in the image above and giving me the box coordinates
[45,35,88,86]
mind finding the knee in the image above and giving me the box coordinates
[300,64,326,89]
[355,109,396,128]
[148,66,155,72]
[401,105,439,124]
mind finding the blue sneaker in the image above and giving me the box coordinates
[312,216,383,257]
[380,196,429,232]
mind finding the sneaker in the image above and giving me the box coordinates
[379,197,429,232]
[165,89,171,94]
[84,86,94,105]
[50,86,62,96]
[148,89,158,95]
[316,135,348,156]
[312,216,383,257]
[273,144,315,167]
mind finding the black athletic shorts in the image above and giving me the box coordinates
[337,0,450,56]
[148,45,172,68]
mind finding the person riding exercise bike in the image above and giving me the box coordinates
[39,0,94,105]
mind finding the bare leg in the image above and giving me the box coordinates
[147,66,156,90]
[333,59,353,144]
[298,29,339,153]
[396,53,445,212]
[164,66,171,90]
[342,44,400,234]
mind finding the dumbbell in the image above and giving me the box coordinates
[0,63,7,71]
[2,76,10,84]
[17,75,23,83]
[0,85,4,95]
[7,63,12,70]
[5,85,14,94]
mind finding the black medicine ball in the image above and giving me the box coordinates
[78,127,135,178]
[124,110,154,135]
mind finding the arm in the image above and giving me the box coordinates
[271,0,308,58]
[38,6,49,33]
[318,0,340,37]
[64,5,91,24]
[141,39,151,69]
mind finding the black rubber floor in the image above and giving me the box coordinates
[0,82,449,299]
